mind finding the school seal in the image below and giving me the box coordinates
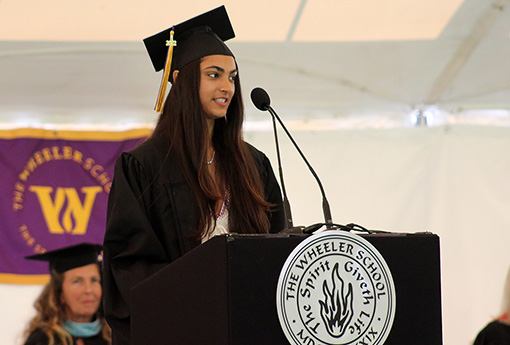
[277,230,396,345]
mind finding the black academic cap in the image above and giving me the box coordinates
[25,243,103,274]
[144,5,235,77]
[143,5,236,111]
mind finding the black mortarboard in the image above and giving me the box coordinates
[25,243,103,274]
[143,5,236,112]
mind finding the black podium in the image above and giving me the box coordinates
[131,233,442,345]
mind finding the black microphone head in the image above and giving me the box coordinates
[250,87,271,111]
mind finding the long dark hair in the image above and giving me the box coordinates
[153,57,272,239]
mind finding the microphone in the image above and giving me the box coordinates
[251,88,300,233]
[250,87,334,231]
[251,87,271,111]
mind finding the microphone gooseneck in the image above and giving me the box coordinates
[251,87,296,232]
[251,87,334,230]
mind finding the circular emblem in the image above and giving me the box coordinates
[12,144,112,255]
[277,230,396,345]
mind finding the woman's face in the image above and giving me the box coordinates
[199,54,237,121]
[60,263,101,322]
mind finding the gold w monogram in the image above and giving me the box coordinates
[29,186,103,235]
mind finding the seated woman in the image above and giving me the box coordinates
[474,313,510,345]
[474,271,510,345]
[22,243,111,345]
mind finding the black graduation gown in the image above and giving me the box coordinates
[473,320,510,345]
[24,329,108,345]
[103,135,284,345]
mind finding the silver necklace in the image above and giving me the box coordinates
[206,150,216,165]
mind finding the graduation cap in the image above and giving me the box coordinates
[143,5,236,112]
[25,243,103,274]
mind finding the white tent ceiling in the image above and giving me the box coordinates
[0,0,509,127]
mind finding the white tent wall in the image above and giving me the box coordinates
[2,124,510,345]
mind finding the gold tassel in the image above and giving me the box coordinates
[154,29,177,112]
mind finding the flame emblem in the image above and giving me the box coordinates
[319,262,354,338]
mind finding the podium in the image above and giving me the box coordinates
[131,233,442,345]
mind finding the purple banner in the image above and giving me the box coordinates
[0,128,150,283]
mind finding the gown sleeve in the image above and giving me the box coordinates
[23,329,49,345]
[102,153,171,345]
